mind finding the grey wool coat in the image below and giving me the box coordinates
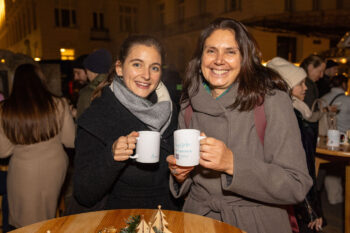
[0,98,75,228]
[170,83,313,233]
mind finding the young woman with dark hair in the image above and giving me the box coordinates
[0,63,75,228]
[73,35,182,211]
[166,18,312,233]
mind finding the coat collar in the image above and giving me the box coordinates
[190,81,238,116]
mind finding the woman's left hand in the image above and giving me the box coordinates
[308,217,323,231]
[199,132,234,175]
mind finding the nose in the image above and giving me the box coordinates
[142,68,151,80]
[214,52,224,65]
[303,82,307,91]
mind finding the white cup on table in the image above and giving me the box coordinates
[129,131,160,163]
[174,129,206,167]
[327,129,346,148]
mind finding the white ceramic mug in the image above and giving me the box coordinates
[130,131,160,163]
[327,129,346,147]
[174,129,205,167]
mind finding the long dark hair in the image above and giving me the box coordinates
[182,17,288,111]
[1,63,61,144]
[92,35,165,100]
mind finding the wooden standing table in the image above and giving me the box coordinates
[316,136,350,233]
[10,209,246,233]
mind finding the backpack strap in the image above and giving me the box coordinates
[184,104,193,129]
[329,93,345,105]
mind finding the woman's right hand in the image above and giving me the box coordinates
[166,155,194,184]
[112,131,139,161]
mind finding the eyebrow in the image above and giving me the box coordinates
[204,45,239,50]
[129,58,161,67]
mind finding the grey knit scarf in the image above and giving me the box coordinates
[112,76,171,134]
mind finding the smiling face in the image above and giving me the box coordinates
[292,78,308,101]
[200,29,242,98]
[115,44,162,98]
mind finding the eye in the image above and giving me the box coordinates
[206,48,215,54]
[132,62,141,68]
[151,66,160,72]
[227,49,238,55]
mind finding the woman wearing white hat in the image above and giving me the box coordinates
[267,57,324,232]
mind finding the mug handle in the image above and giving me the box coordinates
[199,136,206,141]
[340,133,347,144]
[129,137,140,159]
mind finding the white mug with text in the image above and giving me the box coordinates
[327,129,346,147]
[130,131,160,163]
[174,129,205,167]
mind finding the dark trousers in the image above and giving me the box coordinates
[0,170,10,232]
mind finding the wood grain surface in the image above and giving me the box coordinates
[10,209,245,233]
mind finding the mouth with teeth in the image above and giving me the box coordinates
[135,81,151,89]
[211,69,229,75]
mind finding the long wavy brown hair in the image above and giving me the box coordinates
[182,18,288,111]
[1,63,61,145]
[92,35,165,100]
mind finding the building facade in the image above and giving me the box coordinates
[0,0,349,75]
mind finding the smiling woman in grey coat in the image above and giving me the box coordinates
[166,18,313,233]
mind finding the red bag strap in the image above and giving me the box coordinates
[254,103,266,145]
[184,104,193,129]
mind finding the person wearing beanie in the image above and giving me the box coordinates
[72,54,88,86]
[76,48,112,119]
[317,60,339,97]
[267,57,325,233]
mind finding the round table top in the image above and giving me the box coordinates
[10,209,245,233]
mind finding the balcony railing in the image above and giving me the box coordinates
[154,13,214,37]
[90,28,110,41]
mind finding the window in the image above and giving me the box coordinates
[60,48,75,60]
[92,12,104,29]
[225,0,241,12]
[277,36,296,62]
[285,0,295,12]
[313,0,320,10]
[32,2,36,29]
[158,3,165,26]
[54,8,76,28]
[178,0,184,21]
[199,0,206,14]
[119,5,137,32]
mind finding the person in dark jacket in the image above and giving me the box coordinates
[268,57,324,232]
[73,35,182,211]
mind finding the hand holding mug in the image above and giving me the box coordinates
[166,155,194,184]
[199,132,234,175]
[112,131,138,161]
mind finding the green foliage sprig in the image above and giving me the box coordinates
[119,215,141,233]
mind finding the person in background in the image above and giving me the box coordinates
[321,74,350,133]
[69,54,89,117]
[73,35,182,211]
[166,18,312,233]
[300,55,326,109]
[321,74,350,206]
[72,55,89,86]
[0,64,75,229]
[76,49,112,119]
[267,57,324,232]
[317,60,339,97]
